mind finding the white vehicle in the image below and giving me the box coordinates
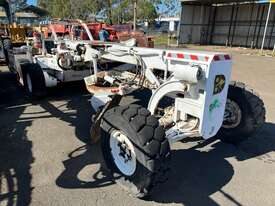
[79,43,266,198]
[7,20,140,98]
[6,20,99,98]
[7,19,266,197]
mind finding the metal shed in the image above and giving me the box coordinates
[179,0,275,49]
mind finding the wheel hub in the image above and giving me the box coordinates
[118,141,132,163]
[223,99,242,129]
[109,130,136,176]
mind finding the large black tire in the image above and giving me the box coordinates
[218,81,266,144]
[100,104,170,198]
[2,38,12,64]
[21,63,47,99]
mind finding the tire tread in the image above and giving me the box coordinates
[101,104,170,197]
[219,81,266,144]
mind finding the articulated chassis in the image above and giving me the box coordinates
[82,42,265,197]
[84,44,232,143]
[6,19,265,197]
[4,21,264,197]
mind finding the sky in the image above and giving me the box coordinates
[27,0,36,5]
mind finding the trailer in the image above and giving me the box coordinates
[6,20,153,98]
[6,20,104,98]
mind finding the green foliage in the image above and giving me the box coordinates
[111,0,157,24]
[112,0,180,20]
[37,0,178,22]
[137,0,157,21]
[154,33,177,47]
[37,0,48,9]
[51,0,71,18]
[37,0,101,19]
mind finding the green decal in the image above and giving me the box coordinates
[209,98,221,114]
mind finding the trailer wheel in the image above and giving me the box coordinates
[2,38,12,64]
[100,104,170,198]
[21,63,47,98]
[218,81,266,144]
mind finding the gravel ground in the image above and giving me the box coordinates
[0,49,275,206]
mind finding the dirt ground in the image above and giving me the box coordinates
[0,47,275,206]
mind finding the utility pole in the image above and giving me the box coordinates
[133,0,137,31]
[108,0,112,25]
[261,2,272,53]
[3,0,14,24]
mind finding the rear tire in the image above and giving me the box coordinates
[2,38,12,64]
[218,81,266,144]
[21,63,47,99]
[100,104,170,198]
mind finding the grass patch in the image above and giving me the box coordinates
[153,34,177,47]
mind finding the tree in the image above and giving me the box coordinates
[106,0,113,24]
[137,0,157,21]
[37,0,101,19]
[37,0,47,8]
[36,0,177,23]
[108,0,178,24]
[110,0,157,24]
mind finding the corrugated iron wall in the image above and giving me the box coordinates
[179,2,275,49]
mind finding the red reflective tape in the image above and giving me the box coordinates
[213,55,220,61]
[224,55,231,60]
[177,53,184,58]
[111,89,120,93]
[167,53,211,62]
[190,55,199,60]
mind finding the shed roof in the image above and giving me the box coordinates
[0,11,38,18]
[18,5,49,17]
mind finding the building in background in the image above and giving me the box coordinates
[155,16,180,33]
[0,3,48,25]
[179,0,275,49]
[0,8,40,24]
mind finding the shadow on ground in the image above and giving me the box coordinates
[1,68,275,206]
[53,121,275,206]
[0,69,95,205]
[52,87,275,205]
[0,71,34,206]
[55,144,114,189]
[39,81,93,143]
[44,83,115,190]
[149,122,275,205]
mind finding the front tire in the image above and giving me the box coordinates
[21,63,47,99]
[100,104,170,198]
[218,81,266,144]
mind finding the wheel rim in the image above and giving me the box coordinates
[223,99,242,129]
[26,73,33,93]
[109,130,137,176]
